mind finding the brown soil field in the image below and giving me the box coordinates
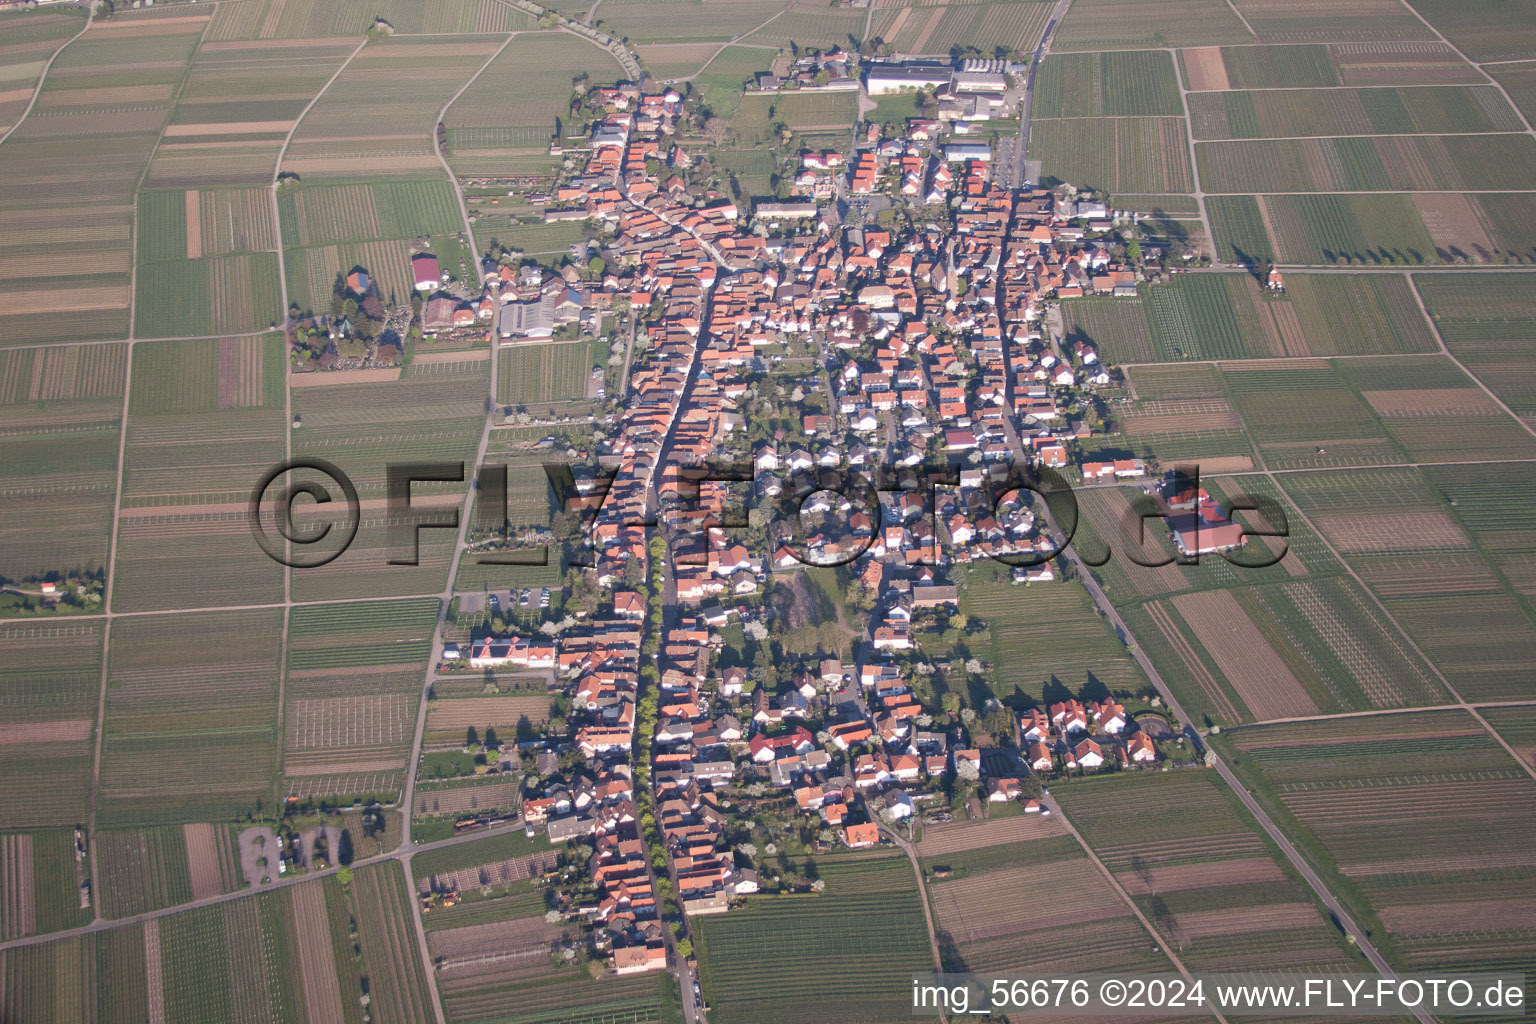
[290,367,404,386]
[284,754,409,776]
[282,155,443,175]
[286,693,415,750]
[87,14,209,34]
[1145,600,1242,722]
[1169,902,1319,940]
[1310,510,1470,552]
[415,779,521,817]
[911,7,946,52]
[1097,832,1265,870]
[420,850,559,896]
[1183,47,1230,91]
[915,811,1066,857]
[0,834,34,940]
[291,881,346,1024]
[1344,847,1536,879]
[145,918,165,1024]
[1362,388,1500,416]
[413,349,490,365]
[217,334,262,409]
[162,120,296,137]
[184,190,201,260]
[1381,897,1536,936]
[933,860,1125,944]
[1171,589,1318,720]
[43,83,176,106]
[429,915,567,961]
[1269,299,1309,356]
[1197,455,1255,472]
[181,822,225,896]
[426,695,552,733]
[4,284,128,314]
[1329,42,1484,85]
[1358,552,1501,597]
[0,719,91,745]
[1414,193,1497,259]
[1123,411,1243,435]
[1118,856,1283,895]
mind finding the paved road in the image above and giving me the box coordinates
[1005,0,1073,187]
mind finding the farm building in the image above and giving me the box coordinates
[944,142,993,163]
[866,64,953,95]
[412,253,442,291]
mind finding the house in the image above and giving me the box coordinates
[1026,741,1053,772]
[986,777,1021,802]
[844,822,880,848]
[1071,738,1104,770]
[612,944,667,974]
[1127,733,1157,764]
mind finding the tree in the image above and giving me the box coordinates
[1126,240,1142,263]
[704,117,732,148]
[588,255,606,278]
[675,938,693,957]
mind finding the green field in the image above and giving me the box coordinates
[1232,0,1436,43]
[1033,50,1183,117]
[1198,134,1536,194]
[1188,86,1523,139]
[1055,772,1359,971]
[1063,273,1436,362]
[133,253,284,338]
[1217,712,1536,974]
[0,345,124,584]
[1402,0,1536,62]
[0,829,91,938]
[1207,193,1440,265]
[694,855,934,1024]
[204,0,533,38]
[1415,272,1536,417]
[498,342,595,406]
[96,827,192,919]
[114,335,287,611]
[869,1,1055,56]
[960,573,1150,706]
[98,609,282,826]
[1029,116,1193,193]
[1053,0,1255,50]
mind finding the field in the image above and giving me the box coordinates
[280,35,503,180]
[1032,50,1183,118]
[1403,0,1536,62]
[112,335,286,611]
[1182,41,1484,91]
[1415,272,1536,421]
[1223,361,1402,469]
[732,90,858,141]
[283,598,440,801]
[1053,0,1255,50]
[147,40,358,189]
[289,356,488,602]
[1198,134,1536,195]
[498,341,597,406]
[1426,462,1536,597]
[443,32,626,176]
[0,11,88,133]
[869,1,1055,56]
[1278,467,1536,701]
[1207,193,1441,265]
[96,826,193,919]
[424,694,551,745]
[1055,772,1360,971]
[1188,86,1523,139]
[1028,116,1193,193]
[686,46,777,119]
[1063,273,1436,362]
[0,619,102,832]
[1231,0,1436,43]
[1337,355,1536,462]
[98,609,282,826]
[1485,707,1536,771]
[693,854,934,1024]
[0,15,203,345]
[959,573,1150,706]
[920,819,1182,979]
[0,829,90,939]
[1218,712,1536,974]
[0,345,125,582]
[740,7,868,49]
[205,0,531,38]
[595,0,796,44]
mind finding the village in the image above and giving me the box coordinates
[386,57,1250,979]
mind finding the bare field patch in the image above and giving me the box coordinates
[0,834,34,941]
[415,779,521,817]
[1170,589,1318,720]
[1169,902,1321,940]
[420,851,559,898]
[1119,857,1283,895]
[1361,388,1501,416]
[182,823,223,900]
[162,120,296,137]
[915,812,1066,857]
[933,860,1126,944]
[0,720,91,745]
[290,367,403,386]
[1183,46,1230,90]
[1310,510,1470,552]
[291,881,346,1024]
[425,695,551,733]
